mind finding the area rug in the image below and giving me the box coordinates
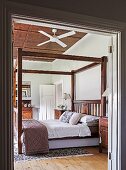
[14,144,92,162]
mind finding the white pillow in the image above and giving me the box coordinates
[69,112,81,125]
[59,111,73,123]
[80,115,99,123]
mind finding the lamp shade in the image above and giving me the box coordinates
[63,93,71,100]
[102,88,110,97]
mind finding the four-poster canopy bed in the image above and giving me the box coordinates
[13,48,107,154]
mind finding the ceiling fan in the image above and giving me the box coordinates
[37,28,76,48]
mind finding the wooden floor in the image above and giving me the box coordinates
[14,147,108,170]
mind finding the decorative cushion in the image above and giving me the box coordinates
[80,115,99,123]
[69,112,82,125]
[82,119,99,126]
[59,111,74,123]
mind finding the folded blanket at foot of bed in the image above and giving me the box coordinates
[22,119,49,155]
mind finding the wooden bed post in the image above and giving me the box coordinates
[101,56,107,117]
[13,71,17,107]
[71,71,75,111]
[17,48,22,154]
[13,57,18,108]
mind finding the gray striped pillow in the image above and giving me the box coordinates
[59,111,74,123]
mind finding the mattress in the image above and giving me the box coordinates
[40,119,91,139]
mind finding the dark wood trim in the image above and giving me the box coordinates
[71,71,75,111]
[21,69,72,75]
[101,56,107,116]
[13,58,17,107]
[0,4,14,169]
[17,48,22,154]
[74,63,100,74]
[73,100,101,116]
[73,100,101,104]
[13,70,16,107]
[22,50,102,63]
[14,56,55,62]
[16,63,100,75]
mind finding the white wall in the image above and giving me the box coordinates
[22,73,51,108]
[22,60,52,70]
[22,61,52,107]
[22,61,52,119]
[52,75,71,109]
[52,33,110,103]
[64,33,110,57]
[69,33,110,100]
[75,65,101,100]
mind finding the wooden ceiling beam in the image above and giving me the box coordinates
[21,50,102,63]
[22,56,55,62]
[73,100,101,104]
[13,56,55,62]
[16,69,72,75]
[73,62,100,74]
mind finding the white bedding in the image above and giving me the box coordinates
[40,119,91,139]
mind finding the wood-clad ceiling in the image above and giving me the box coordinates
[13,23,87,62]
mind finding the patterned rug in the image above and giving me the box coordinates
[14,143,92,162]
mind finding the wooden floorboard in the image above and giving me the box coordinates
[14,147,108,170]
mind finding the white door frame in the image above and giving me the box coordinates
[14,14,120,169]
[13,12,120,170]
[3,2,126,170]
[107,34,120,170]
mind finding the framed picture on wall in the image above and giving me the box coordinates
[22,90,27,97]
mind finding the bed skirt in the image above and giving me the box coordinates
[49,137,99,149]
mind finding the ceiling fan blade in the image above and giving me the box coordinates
[37,40,50,47]
[38,30,52,38]
[57,30,76,39]
[55,39,67,48]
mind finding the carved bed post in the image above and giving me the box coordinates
[71,71,75,111]
[13,59,17,132]
[13,58,17,108]
[101,56,107,117]
[17,48,22,154]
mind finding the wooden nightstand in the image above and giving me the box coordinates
[99,117,108,153]
[22,107,33,119]
[54,109,66,119]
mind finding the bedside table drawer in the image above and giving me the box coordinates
[100,128,108,148]
[22,107,33,119]
[99,117,108,153]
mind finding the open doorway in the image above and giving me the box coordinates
[13,16,118,170]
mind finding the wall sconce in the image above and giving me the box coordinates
[62,93,71,110]
[63,93,71,100]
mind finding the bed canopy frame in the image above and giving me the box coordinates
[13,48,107,153]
